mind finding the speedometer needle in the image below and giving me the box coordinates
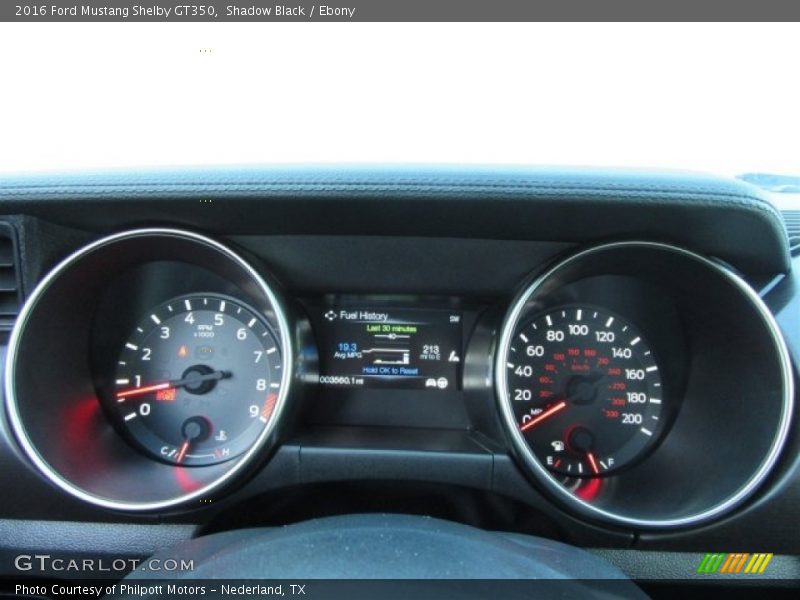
[520,400,567,432]
[116,370,232,400]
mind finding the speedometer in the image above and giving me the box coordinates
[503,306,663,476]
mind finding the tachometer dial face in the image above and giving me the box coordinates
[504,307,663,476]
[110,294,283,466]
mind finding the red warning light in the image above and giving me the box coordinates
[156,388,177,401]
[178,345,188,358]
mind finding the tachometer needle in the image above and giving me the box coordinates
[586,451,600,475]
[520,400,567,432]
[116,382,172,399]
[116,370,232,400]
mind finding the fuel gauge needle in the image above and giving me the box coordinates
[586,451,600,475]
[520,401,567,432]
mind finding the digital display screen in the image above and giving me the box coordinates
[315,307,462,391]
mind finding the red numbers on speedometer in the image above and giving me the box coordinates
[505,307,663,477]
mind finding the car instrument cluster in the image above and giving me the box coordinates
[3,229,793,528]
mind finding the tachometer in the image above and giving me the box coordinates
[503,306,663,476]
[110,293,283,466]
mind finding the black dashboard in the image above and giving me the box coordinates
[0,166,798,589]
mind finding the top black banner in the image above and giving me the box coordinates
[4,0,800,22]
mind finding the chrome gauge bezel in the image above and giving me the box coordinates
[495,241,794,529]
[4,228,295,511]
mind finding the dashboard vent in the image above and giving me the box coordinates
[784,211,800,256]
[0,224,21,330]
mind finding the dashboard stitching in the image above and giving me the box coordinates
[0,181,776,195]
[0,186,781,219]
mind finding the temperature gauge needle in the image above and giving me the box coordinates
[520,401,567,432]
[174,417,209,465]
[175,439,191,464]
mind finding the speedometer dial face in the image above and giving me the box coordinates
[110,294,283,466]
[504,306,663,477]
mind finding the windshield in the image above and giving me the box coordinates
[1,23,798,187]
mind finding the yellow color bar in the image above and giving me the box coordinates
[744,553,774,574]
[758,553,773,574]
